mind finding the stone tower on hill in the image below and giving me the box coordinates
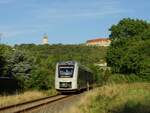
[42,34,48,44]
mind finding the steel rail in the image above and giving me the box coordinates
[14,95,71,113]
[0,94,65,113]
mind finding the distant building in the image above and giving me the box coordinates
[42,34,48,44]
[86,38,111,46]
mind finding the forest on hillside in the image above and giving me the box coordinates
[0,44,107,90]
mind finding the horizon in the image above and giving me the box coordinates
[0,0,149,45]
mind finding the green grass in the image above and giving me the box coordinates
[107,74,146,84]
[64,83,150,113]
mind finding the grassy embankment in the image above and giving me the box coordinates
[0,89,57,108]
[63,83,150,113]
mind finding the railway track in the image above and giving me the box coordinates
[0,94,71,113]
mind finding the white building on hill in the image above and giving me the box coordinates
[86,38,111,46]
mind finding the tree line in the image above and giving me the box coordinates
[0,44,107,90]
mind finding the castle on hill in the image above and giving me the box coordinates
[86,38,111,46]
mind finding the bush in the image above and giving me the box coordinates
[29,67,54,90]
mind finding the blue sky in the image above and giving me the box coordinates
[0,0,149,45]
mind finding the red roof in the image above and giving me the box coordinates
[86,38,110,43]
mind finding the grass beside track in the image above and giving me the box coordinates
[63,83,150,113]
[0,89,57,108]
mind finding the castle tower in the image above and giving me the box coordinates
[42,34,48,44]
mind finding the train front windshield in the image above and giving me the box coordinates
[59,66,74,78]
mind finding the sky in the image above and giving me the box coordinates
[0,0,149,45]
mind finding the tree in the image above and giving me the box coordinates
[106,18,150,80]
[0,48,6,76]
[9,50,36,89]
[0,44,13,77]
[109,18,149,40]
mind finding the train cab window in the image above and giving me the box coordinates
[58,66,74,78]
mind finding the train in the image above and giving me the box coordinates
[55,61,93,92]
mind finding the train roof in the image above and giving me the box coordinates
[58,61,76,65]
